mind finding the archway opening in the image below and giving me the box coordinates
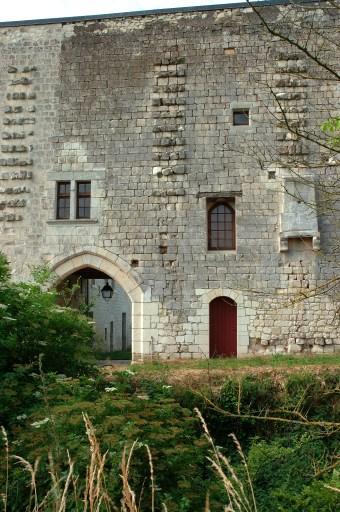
[57,266,132,360]
[209,296,237,357]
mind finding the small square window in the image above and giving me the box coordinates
[233,110,249,126]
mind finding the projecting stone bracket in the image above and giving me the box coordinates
[7,92,36,100]
[0,213,22,221]
[154,56,185,66]
[10,77,32,86]
[153,137,185,147]
[157,68,186,78]
[152,97,186,106]
[278,142,309,156]
[153,84,185,93]
[274,78,303,87]
[279,232,320,252]
[0,158,33,166]
[3,118,35,126]
[275,92,305,101]
[0,170,32,180]
[153,165,187,177]
[4,106,23,114]
[1,145,28,153]
[275,61,307,73]
[153,124,183,133]
[152,150,186,161]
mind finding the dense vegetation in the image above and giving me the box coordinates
[0,252,95,377]
[0,253,339,511]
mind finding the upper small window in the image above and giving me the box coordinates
[76,181,91,219]
[233,109,249,126]
[56,181,70,219]
[208,199,235,250]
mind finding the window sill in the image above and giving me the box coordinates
[207,250,237,254]
[47,219,98,225]
[229,125,256,133]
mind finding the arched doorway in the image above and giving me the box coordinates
[50,250,146,361]
[209,296,237,357]
[56,267,132,356]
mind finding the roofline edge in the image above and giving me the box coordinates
[0,0,322,28]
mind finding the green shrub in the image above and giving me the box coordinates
[0,252,10,282]
[0,253,95,377]
[247,436,340,511]
[1,370,339,511]
[2,375,214,512]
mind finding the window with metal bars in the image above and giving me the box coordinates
[76,181,91,219]
[56,181,70,219]
[208,199,235,250]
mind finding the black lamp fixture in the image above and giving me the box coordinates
[101,279,114,301]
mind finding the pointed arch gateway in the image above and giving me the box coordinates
[49,249,147,360]
[209,296,237,357]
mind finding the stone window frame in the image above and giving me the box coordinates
[229,102,256,133]
[55,179,92,221]
[47,170,105,224]
[197,191,241,254]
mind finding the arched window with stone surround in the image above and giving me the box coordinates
[207,199,235,250]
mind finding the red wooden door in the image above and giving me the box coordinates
[209,297,237,357]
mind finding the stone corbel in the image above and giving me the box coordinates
[279,232,321,252]
[279,236,289,252]
[312,233,321,251]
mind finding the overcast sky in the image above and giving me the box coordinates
[0,1,244,23]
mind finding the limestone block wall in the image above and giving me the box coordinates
[0,2,339,360]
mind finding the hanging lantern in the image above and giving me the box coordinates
[101,279,114,301]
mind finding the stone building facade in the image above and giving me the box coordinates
[0,1,339,360]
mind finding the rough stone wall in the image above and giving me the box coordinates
[0,2,339,359]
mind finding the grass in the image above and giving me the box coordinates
[132,353,340,372]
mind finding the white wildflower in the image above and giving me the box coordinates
[31,417,50,428]
[105,386,117,392]
[16,414,27,421]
